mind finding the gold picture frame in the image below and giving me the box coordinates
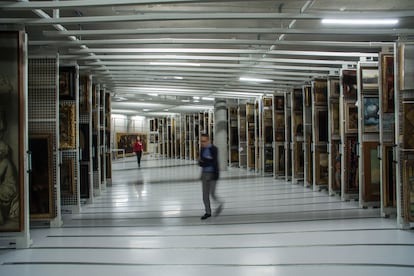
[59,103,76,149]
[60,159,75,195]
[381,54,394,113]
[345,102,358,133]
[0,31,25,232]
[59,66,76,100]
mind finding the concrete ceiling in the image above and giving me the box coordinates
[1,0,413,116]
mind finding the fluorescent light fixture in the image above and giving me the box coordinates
[143,109,150,111]
[150,62,201,66]
[147,93,158,97]
[239,77,273,83]
[321,18,399,25]
[193,96,200,100]
[174,76,183,79]
[181,99,190,103]
[202,97,215,101]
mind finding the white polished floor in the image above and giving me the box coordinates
[1,156,414,276]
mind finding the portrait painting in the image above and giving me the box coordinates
[274,96,284,111]
[0,31,25,232]
[363,96,380,133]
[342,70,357,100]
[382,55,395,113]
[59,66,76,100]
[59,103,76,149]
[361,67,379,91]
[315,148,329,186]
[403,100,414,149]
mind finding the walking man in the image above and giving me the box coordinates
[198,134,224,220]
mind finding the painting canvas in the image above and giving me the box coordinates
[330,101,340,138]
[403,160,414,221]
[60,159,75,195]
[382,55,395,113]
[79,76,90,113]
[345,136,359,192]
[0,31,25,232]
[361,67,379,91]
[274,96,284,111]
[60,103,76,149]
[363,142,380,202]
[315,149,329,186]
[403,100,414,149]
[342,70,357,100]
[399,44,414,91]
[314,79,327,105]
[116,132,148,157]
[345,102,358,133]
[316,108,328,143]
[330,78,340,98]
[79,123,90,161]
[59,66,76,100]
[363,97,380,132]
[29,134,54,219]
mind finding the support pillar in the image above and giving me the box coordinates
[214,99,228,172]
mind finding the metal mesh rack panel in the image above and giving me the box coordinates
[28,58,58,219]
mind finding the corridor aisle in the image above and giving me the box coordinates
[1,157,414,275]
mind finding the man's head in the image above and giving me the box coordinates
[200,133,210,147]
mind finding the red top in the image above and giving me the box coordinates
[133,141,143,152]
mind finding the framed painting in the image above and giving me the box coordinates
[304,86,311,107]
[275,131,284,142]
[59,103,76,149]
[360,67,379,91]
[331,142,341,191]
[59,66,76,100]
[403,99,414,149]
[330,78,340,98]
[275,113,285,131]
[0,31,25,232]
[403,160,414,221]
[315,107,328,143]
[315,148,329,186]
[274,96,284,111]
[29,134,55,219]
[294,113,303,137]
[79,75,90,113]
[313,79,327,105]
[345,102,358,133]
[305,137,313,186]
[363,96,380,133]
[399,44,414,91]
[330,100,340,138]
[342,70,357,100]
[60,159,75,196]
[345,136,359,192]
[381,55,395,113]
[116,132,148,157]
[363,142,380,202]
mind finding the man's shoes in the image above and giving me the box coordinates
[214,204,224,217]
[200,213,211,220]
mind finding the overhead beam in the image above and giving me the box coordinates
[1,12,412,25]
